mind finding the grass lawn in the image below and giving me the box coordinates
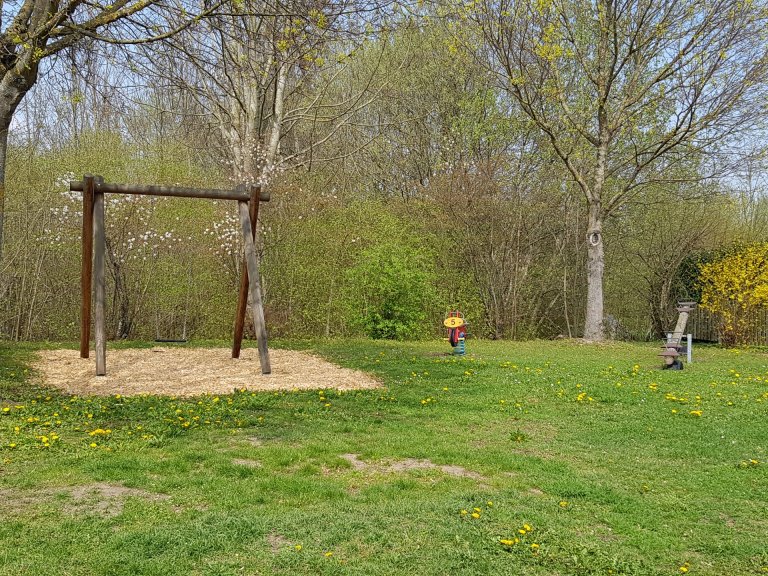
[1,339,767,575]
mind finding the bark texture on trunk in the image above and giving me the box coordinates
[0,62,40,258]
[583,126,609,341]
[0,100,19,259]
[583,205,605,341]
[0,122,8,258]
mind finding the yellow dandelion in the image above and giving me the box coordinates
[500,539,515,546]
[324,551,333,557]
[294,545,302,551]
[559,501,569,508]
[471,512,481,519]
[530,543,540,551]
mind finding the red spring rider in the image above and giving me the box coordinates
[444,310,467,355]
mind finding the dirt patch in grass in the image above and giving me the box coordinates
[232,458,262,468]
[63,482,171,518]
[0,489,46,515]
[34,347,382,397]
[1,482,170,518]
[266,533,292,553]
[340,453,486,481]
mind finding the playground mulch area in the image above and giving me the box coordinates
[34,347,381,397]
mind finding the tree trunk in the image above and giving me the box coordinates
[266,63,287,166]
[0,67,38,259]
[0,116,9,259]
[584,203,605,340]
[0,101,18,259]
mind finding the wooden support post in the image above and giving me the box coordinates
[232,186,261,358]
[93,190,106,376]
[238,200,271,374]
[80,175,94,358]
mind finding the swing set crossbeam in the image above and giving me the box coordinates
[69,180,271,202]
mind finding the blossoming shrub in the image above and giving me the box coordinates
[697,243,768,346]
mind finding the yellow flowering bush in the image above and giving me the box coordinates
[697,243,768,346]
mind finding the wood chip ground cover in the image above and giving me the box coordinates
[34,347,381,396]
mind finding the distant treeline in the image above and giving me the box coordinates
[2,17,767,343]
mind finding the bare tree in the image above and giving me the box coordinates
[0,0,222,255]
[137,0,389,186]
[123,0,390,338]
[608,185,730,338]
[470,0,768,339]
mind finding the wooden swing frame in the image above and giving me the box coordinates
[72,174,271,376]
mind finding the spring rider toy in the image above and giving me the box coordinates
[444,310,467,355]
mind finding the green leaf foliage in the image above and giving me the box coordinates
[344,242,437,340]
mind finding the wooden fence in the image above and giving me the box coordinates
[687,307,768,345]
